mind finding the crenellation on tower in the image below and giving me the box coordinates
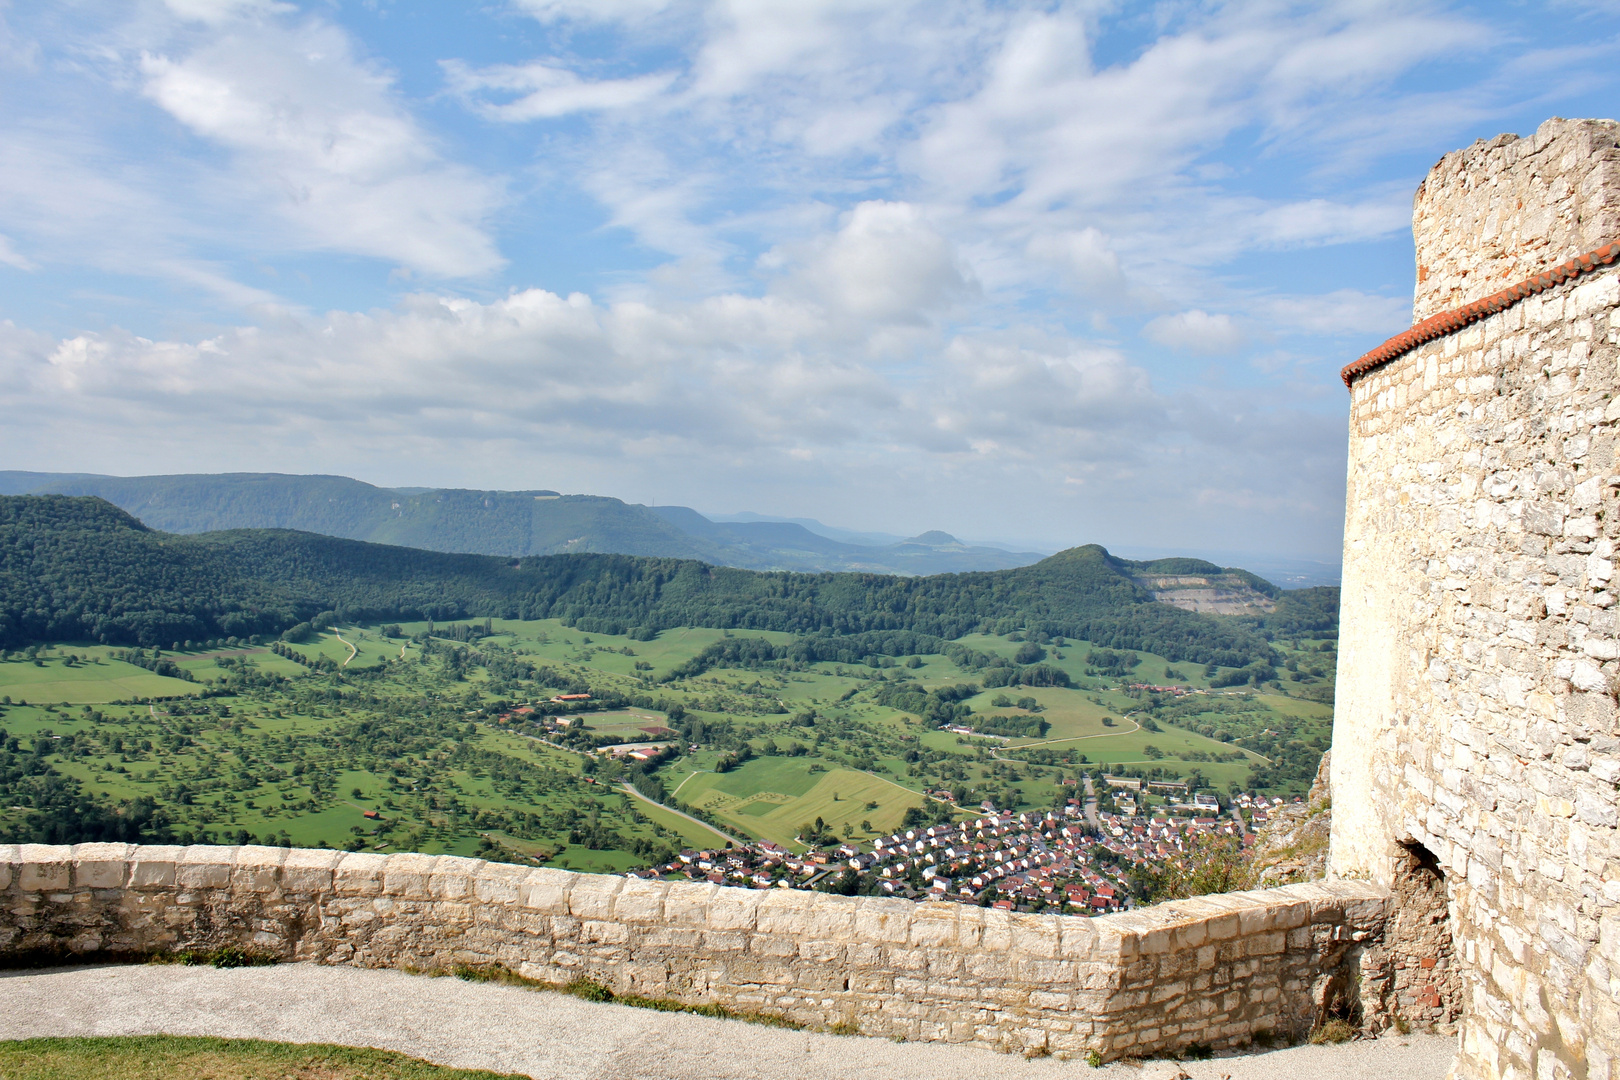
[1411,117,1620,322]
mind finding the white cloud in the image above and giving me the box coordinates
[0,234,34,271]
[139,17,505,278]
[1260,289,1411,337]
[1143,310,1247,354]
[162,0,293,25]
[0,241,1351,556]
[510,0,680,24]
[771,201,975,326]
[442,61,677,122]
[1025,227,1124,294]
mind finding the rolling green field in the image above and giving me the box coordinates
[0,653,200,704]
[0,616,1334,864]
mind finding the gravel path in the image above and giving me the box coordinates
[0,964,1457,1080]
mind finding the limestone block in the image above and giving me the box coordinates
[566,874,623,920]
[1008,915,1059,959]
[70,843,134,889]
[662,880,718,926]
[280,848,342,893]
[748,933,798,958]
[754,888,818,935]
[469,861,529,905]
[381,853,439,899]
[232,846,287,894]
[704,887,762,932]
[642,926,702,951]
[853,897,914,944]
[581,920,630,945]
[17,844,73,892]
[700,929,748,952]
[332,852,390,896]
[800,893,861,939]
[518,868,576,914]
[613,878,669,924]
[1058,919,1101,960]
[980,907,1013,952]
[797,938,846,964]
[427,856,483,901]
[909,903,961,949]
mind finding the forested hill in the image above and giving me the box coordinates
[0,495,1319,667]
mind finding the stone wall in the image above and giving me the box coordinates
[1412,118,1620,321]
[1335,117,1620,1080]
[0,843,1387,1061]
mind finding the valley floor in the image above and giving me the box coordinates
[0,963,1455,1080]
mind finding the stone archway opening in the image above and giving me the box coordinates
[1383,840,1462,1034]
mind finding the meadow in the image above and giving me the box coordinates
[0,616,1334,866]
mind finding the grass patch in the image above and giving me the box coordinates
[1309,1019,1355,1044]
[0,1035,525,1080]
[164,946,280,969]
[444,965,804,1030]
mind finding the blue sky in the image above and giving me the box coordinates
[1,0,1616,561]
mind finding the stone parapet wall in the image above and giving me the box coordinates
[1412,118,1620,322]
[1337,134,1620,1078]
[1,843,1387,1061]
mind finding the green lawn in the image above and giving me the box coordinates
[0,1036,524,1080]
[0,653,200,704]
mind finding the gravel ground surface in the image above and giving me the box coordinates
[0,963,1458,1080]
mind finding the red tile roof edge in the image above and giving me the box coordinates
[1340,241,1620,389]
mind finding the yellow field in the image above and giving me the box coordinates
[679,756,928,849]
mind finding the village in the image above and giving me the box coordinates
[634,785,1299,914]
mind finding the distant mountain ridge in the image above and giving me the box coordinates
[0,494,1308,670]
[0,471,1045,576]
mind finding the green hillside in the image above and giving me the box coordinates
[0,495,1285,668]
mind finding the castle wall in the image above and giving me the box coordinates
[1336,118,1620,1080]
[1412,119,1620,321]
[1,842,1386,1061]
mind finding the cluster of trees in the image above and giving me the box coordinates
[267,640,339,671]
[0,727,177,844]
[111,648,196,682]
[663,630,1002,680]
[871,681,980,728]
[1085,648,1141,677]
[0,496,1288,669]
[980,662,1072,688]
[969,714,1050,738]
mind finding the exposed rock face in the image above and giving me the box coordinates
[1132,574,1278,615]
[1335,116,1620,1079]
[1247,753,1331,888]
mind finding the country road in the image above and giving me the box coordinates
[617,783,745,847]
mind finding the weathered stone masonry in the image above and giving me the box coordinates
[0,843,1386,1060]
[1334,117,1620,1080]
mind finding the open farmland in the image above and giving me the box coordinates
[0,615,1334,866]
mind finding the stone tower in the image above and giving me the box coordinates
[1335,118,1620,1080]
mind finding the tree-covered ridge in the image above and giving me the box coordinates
[0,495,1312,666]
